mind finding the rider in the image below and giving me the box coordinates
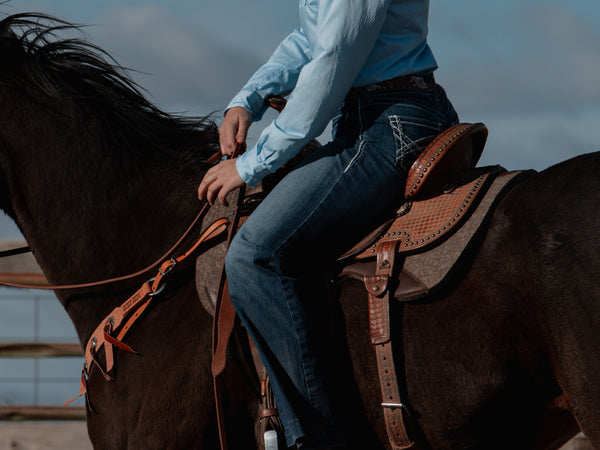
[198,0,458,448]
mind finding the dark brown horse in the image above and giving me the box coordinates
[0,13,598,450]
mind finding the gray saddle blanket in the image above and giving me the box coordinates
[340,169,533,301]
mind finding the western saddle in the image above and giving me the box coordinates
[210,118,533,449]
[340,122,490,449]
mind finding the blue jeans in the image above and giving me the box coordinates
[225,83,458,448]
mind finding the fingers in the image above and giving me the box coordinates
[198,159,245,206]
[197,169,218,205]
[197,171,211,203]
[219,107,252,156]
[200,178,226,206]
[198,168,223,206]
[217,186,230,207]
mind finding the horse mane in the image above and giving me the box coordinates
[0,12,219,167]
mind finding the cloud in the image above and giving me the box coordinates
[90,5,263,114]
[431,4,600,114]
[429,2,600,171]
[519,5,600,103]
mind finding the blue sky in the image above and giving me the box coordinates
[0,0,599,241]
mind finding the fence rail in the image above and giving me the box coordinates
[0,342,81,358]
[0,406,86,420]
[1,341,84,420]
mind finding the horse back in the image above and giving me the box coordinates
[490,151,600,445]
[338,151,600,449]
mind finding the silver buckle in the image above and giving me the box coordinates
[381,402,411,416]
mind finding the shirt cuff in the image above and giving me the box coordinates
[235,149,272,188]
[226,90,269,122]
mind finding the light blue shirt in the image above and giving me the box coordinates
[229,0,437,187]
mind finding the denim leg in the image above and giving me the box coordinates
[225,85,458,448]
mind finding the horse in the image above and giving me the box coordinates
[0,12,598,450]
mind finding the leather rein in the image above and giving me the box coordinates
[0,202,223,291]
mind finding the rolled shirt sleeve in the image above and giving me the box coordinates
[235,0,392,187]
[226,28,311,122]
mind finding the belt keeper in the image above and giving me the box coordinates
[259,408,279,420]
[261,379,268,397]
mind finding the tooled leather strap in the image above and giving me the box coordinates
[64,217,229,407]
[364,241,414,449]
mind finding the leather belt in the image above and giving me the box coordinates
[348,73,435,98]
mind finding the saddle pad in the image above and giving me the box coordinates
[340,170,533,301]
[396,170,530,300]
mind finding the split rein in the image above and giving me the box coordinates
[0,202,225,291]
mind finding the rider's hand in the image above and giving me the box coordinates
[220,107,252,157]
[198,158,244,206]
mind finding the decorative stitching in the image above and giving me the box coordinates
[344,95,365,173]
[388,115,419,168]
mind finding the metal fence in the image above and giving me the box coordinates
[0,287,85,420]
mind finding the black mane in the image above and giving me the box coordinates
[0,12,219,166]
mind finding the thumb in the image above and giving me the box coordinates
[235,112,252,144]
[236,123,248,145]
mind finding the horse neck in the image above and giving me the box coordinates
[0,87,209,337]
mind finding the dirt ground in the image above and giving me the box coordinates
[0,421,92,450]
[0,422,592,449]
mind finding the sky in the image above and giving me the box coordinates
[0,0,598,408]
[0,0,598,238]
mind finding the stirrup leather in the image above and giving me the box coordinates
[365,241,414,449]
